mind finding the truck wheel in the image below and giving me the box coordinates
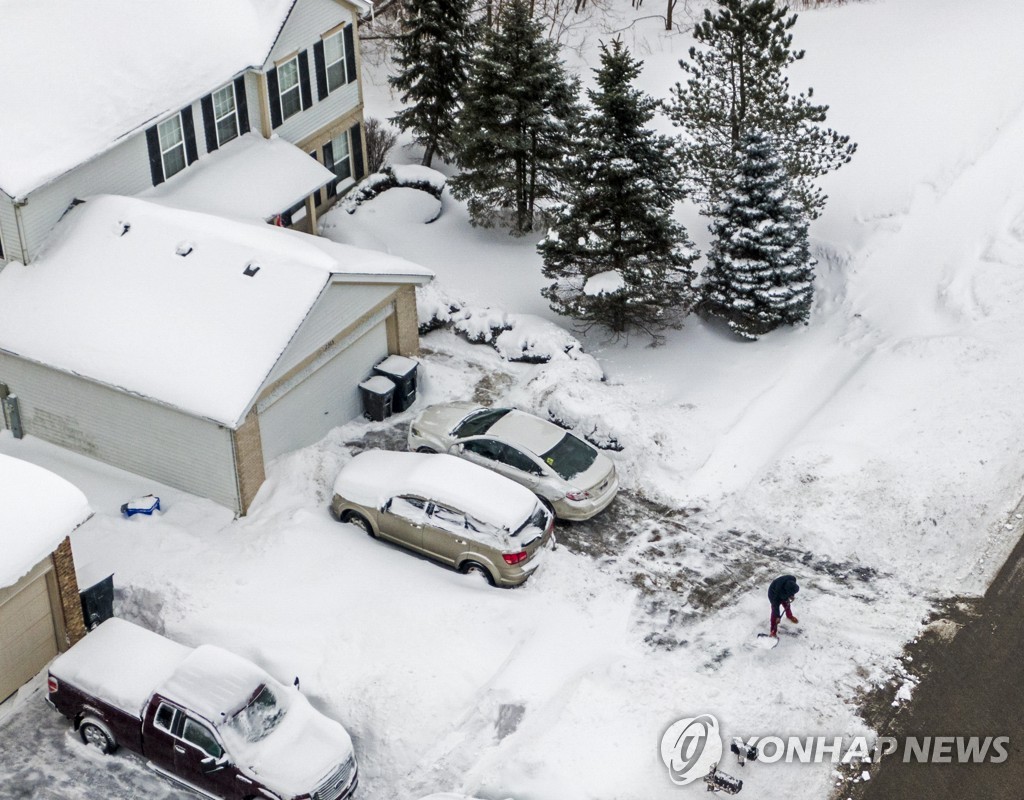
[80,722,116,754]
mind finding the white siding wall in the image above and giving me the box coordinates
[258,318,387,462]
[0,354,241,512]
[266,0,361,145]
[0,193,18,266]
[266,283,394,385]
[16,96,218,263]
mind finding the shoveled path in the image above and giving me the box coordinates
[851,502,1024,799]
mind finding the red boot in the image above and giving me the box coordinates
[783,602,798,624]
[769,614,780,637]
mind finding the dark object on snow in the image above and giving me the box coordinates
[121,494,160,517]
[359,375,395,421]
[768,574,800,637]
[79,574,114,631]
[704,763,743,793]
[731,737,759,766]
[373,355,418,413]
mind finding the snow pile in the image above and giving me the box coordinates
[338,164,446,221]
[0,453,91,587]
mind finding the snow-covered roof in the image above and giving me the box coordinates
[0,0,301,198]
[144,134,335,222]
[49,618,192,719]
[333,451,539,530]
[0,195,431,427]
[0,453,92,588]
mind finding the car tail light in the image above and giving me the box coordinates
[47,676,59,693]
[503,550,528,565]
[565,489,591,501]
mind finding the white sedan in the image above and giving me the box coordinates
[408,402,618,521]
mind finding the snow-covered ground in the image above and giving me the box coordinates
[4,1,1024,799]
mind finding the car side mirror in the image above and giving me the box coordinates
[381,499,392,513]
[201,754,230,773]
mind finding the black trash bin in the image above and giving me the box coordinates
[79,574,115,631]
[359,375,396,421]
[373,355,419,412]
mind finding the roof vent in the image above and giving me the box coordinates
[176,242,194,257]
[243,262,261,277]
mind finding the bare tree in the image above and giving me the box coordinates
[363,118,398,174]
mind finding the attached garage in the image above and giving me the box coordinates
[0,454,90,702]
[0,195,432,515]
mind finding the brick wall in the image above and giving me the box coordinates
[233,407,267,515]
[392,284,420,356]
[50,537,86,646]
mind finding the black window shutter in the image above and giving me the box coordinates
[146,126,165,185]
[343,25,357,84]
[298,50,313,110]
[313,40,328,100]
[200,95,218,152]
[351,122,364,180]
[323,141,337,198]
[182,107,199,164]
[234,76,250,135]
[267,68,282,129]
[309,151,322,205]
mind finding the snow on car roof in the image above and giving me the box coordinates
[157,644,273,722]
[49,618,192,719]
[333,451,538,529]
[488,410,568,454]
[0,454,92,588]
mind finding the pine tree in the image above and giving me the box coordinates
[388,0,478,167]
[667,0,855,219]
[539,39,698,340]
[449,0,581,235]
[702,130,815,338]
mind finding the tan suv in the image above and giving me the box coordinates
[330,451,554,587]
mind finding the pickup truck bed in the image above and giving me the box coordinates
[49,618,191,718]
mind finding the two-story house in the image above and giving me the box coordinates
[0,0,373,266]
[0,0,438,516]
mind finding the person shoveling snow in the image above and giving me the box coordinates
[768,574,800,638]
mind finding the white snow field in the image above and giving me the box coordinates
[3,1,1024,799]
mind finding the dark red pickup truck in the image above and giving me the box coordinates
[47,618,358,800]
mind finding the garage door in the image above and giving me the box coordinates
[258,318,389,463]
[0,573,59,701]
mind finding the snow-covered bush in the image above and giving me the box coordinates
[343,165,447,215]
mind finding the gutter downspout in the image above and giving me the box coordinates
[13,196,29,264]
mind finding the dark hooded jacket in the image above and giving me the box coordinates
[768,574,800,612]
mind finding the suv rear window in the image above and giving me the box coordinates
[453,408,511,438]
[540,433,597,480]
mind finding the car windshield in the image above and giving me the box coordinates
[224,685,287,744]
[453,407,511,438]
[513,504,550,538]
[540,433,598,480]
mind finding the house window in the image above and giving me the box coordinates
[212,83,239,146]
[324,31,347,92]
[278,56,302,121]
[158,114,187,179]
[330,131,352,183]
[0,226,5,261]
